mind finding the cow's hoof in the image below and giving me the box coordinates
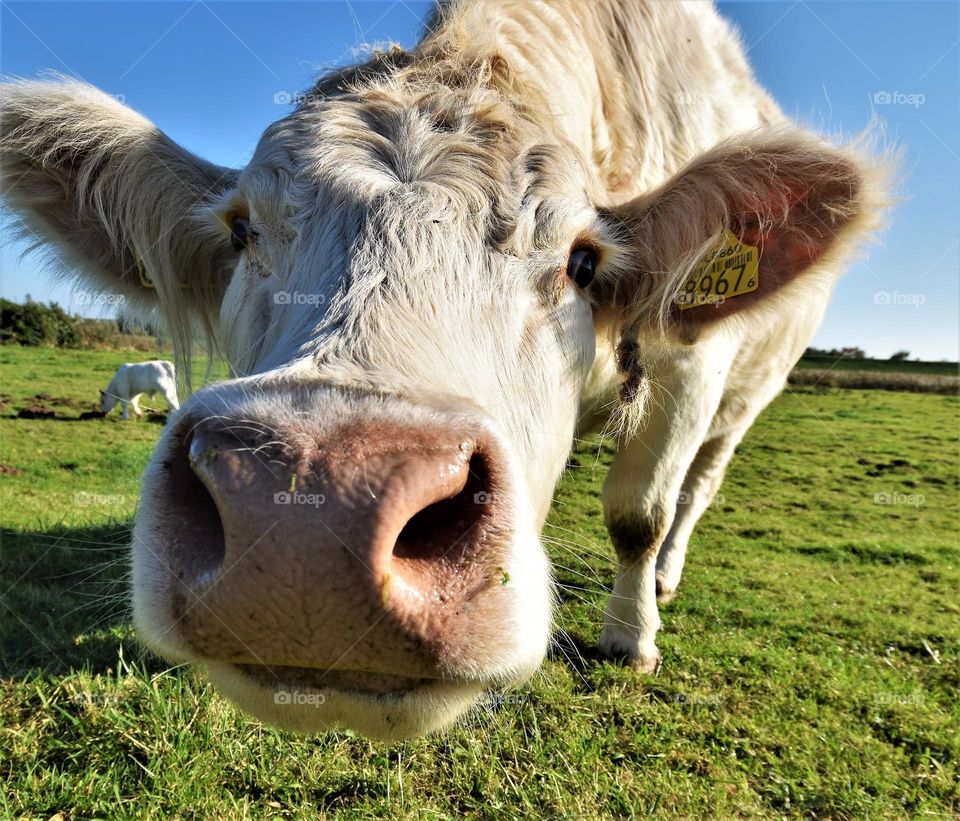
[655,576,678,604]
[596,630,661,674]
[629,652,661,674]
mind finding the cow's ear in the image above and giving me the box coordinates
[0,79,239,339]
[594,129,890,341]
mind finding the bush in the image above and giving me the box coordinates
[804,346,867,359]
[0,298,80,347]
[0,298,163,351]
[789,367,958,395]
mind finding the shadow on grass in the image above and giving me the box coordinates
[0,523,164,678]
[548,630,609,678]
[0,521,624,686]
[5,411,169,424]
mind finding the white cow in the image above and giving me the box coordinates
[99,361,179,419]
[0,0,889,739]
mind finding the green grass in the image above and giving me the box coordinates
[1,348,958,818]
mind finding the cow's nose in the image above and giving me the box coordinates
[186,420,490,598]
[150,401,508,678]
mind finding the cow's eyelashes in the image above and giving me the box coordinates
[566,247,597,288]
[230,216,253,252]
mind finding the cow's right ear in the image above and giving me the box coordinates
[0,79,239,338]
[593,128,890,343]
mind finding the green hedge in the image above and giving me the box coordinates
[0,298,159,350]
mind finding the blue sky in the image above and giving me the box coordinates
[1,0,957,360]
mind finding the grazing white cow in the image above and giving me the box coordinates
[99,361,180,420]
[0,0,889,738]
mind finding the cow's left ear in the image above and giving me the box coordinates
[594,129,890,339]
[0,78,239,352]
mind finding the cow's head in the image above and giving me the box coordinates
[0,67,884,737]
[98,389,117,416]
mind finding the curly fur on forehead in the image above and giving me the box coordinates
[256,42,565,248]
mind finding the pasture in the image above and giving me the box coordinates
[1,346,957,817]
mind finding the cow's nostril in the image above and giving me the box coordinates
[393,452,492,564]
[168,431,226,584]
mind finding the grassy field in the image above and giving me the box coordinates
[1,347,958,818]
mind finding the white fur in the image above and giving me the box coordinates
[100,361,180,419]
[0,0,891,735]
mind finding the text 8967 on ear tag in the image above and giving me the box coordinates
[677,229,759,310]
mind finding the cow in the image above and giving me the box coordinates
[0,0,889,739]
[99,360,180,419]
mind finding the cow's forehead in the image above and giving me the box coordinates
[236,77,589,253]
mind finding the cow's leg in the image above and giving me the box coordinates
[598,430,690,672]
[597,349,730,671]
[599,541,662,672]
[162,384,180,412]
[130,395,143,418]
[120,400,130,420]
[654,431,743,603]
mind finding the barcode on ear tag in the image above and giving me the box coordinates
[677,229,760,310]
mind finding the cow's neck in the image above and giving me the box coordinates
[427,0,781,202]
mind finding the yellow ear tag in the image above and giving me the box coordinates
[677,229,759,310]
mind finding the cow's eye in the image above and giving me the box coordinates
[230,216,251,252]
[566,247,597,288]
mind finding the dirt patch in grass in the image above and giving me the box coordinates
[16,404,56,419]
[10,393,99,420]
[33,393,89,409]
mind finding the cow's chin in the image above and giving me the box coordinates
[202,661,489,739]
[131,521,554,739]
